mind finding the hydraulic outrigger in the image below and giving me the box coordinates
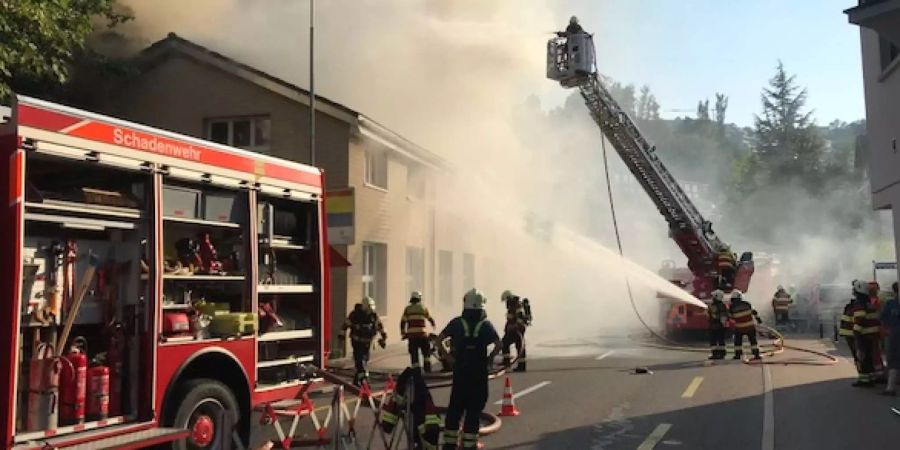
[545,27,753,300]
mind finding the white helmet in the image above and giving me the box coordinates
[362,296,376,312]
[569,15,579,25]
[464,289,486,310]
[853,280,869,296]
[731,291,743,302]
[410,291,422,302]
[501,290,514,302]
[711,290,725,301]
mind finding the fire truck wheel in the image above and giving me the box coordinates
[168,378,240,450]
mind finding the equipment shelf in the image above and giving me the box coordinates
[257,329,314,342]
[163,274,245,281]
[25,200,142,219]
[257,355,315,368]
[163,216,240,229]
[258,284,314,294]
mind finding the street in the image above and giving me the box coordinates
[254,335,900,450]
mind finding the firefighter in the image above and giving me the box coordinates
[707,290,728,359]
[850,280,881,387]
[401,291,437,372]
[380,367,441,449]
[772,285,793,325]
[839,297,860,374]
[501,290,529,372]
[436,288,502,450]
[728,291,762,360]
[338,297,387,386]
[716,247,737,290]
[879,282,900,395]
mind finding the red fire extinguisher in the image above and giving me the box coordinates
[59,337,87,425]
[107,323,124,417]
[86,355,109,421]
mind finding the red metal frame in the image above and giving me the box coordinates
[2,96,331,448]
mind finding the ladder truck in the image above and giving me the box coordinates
[545,28,754,318]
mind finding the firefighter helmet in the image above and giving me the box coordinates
[362,296,376,312]
[853,280,869,296]
[501,290,513,302]
[731,291,743,302]
[712,290,725,302]
[410,291,423,302]
[570,15,579,25]
[464,289,486,310]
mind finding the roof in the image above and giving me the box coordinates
[138,33,359,125]
[137,33,450,171]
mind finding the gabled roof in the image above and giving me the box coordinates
[138,33,359,125]
[137,33,450,171]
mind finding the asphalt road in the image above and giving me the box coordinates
[251,335,900,449]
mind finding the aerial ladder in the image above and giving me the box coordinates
[545,28,754,300]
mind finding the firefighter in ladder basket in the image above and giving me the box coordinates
[339,297,387,386]
[437,289,502,450]
[401,291,437,372]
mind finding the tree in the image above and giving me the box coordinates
[696,99,710,121]
[0,0,130,101]
[752,61,824,186]
[636,85,660,121]
[714,93,728,127]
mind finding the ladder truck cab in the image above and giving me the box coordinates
[546,22,754,305]
[0,96,331,449]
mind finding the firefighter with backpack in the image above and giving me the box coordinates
[728,291,762,360]
[501,290,530,372]
[436,288,502,450]
[338,297,387,386]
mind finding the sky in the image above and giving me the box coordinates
[544,0,866,127]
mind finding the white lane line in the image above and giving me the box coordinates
[637,423,672,450]
[681,376,704,398]
[762,365,774,450]
[493,381,552,404]
[596,350,616,361]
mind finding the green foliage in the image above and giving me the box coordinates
[636,85,660,121]
[0,0,130,102]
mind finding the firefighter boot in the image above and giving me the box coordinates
[514,360,527,372]
[502,356,511,368]
[732,350,743,360]
[750,349,762,361]
[882,369,898,396]
[424,359,432,373]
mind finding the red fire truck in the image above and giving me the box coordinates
[0,96,331,449]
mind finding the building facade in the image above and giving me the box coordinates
[103,33,455,356]
[847,1,900,271]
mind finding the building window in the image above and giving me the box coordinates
[206,116,271,152]
[365,147,388,189]
[880,37,900,72]
[438,250,453,306]
[463,253,475,291]
[407,165,426,200]
[362,242,388,314]
[406,246,425,296]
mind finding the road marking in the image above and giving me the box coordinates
[681,376,704,398]
[762,365,774,450]
[637,423,672,450]
[493,381,551,404]
[596,350,616,361]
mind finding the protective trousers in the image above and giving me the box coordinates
[408,337,432,372]
[502,331,526,371]
[856,335,876,384]
[845,336,859,372]
[352,340,371,385]
[733,330,760,358]
[442,370,487,450]
[708,326,726,358]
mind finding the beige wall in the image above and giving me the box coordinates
[108,54,350,189]
[860,26,900,278]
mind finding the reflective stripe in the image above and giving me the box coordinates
[857,326,880,335]
[443,430,459,445]
[732,310,752,318]
[382,411,398,424]
[461,319,486,338]
[424,414,442,425]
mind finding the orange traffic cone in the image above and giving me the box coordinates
[498,377,520,417]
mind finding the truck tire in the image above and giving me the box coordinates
[167,378,241,450]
